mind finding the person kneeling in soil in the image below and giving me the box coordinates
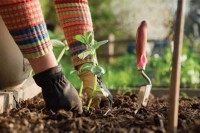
[0,0,109,113]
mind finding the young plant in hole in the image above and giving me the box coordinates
[74,31,108,111]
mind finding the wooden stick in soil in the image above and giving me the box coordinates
[168,0,185,133]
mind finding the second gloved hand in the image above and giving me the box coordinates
[78,71,110,109]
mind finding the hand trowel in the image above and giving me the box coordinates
[134,21,152,114]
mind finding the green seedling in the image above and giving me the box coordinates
[74,31,108,111]
[70,69,83,96]
[51,39,69,63]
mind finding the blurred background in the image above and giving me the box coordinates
[40,0,200,90]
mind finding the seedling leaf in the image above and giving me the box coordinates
[79,63,93,72]
[89,48,96,56]
[84,31,91,38]
[91,65,106,75]
[93,40,108,50]
[51,39,66,48]
[78,50,91,59]
[65,47,69,51]
[70,69,78,75]
[74,34,86,44]
[84,31,93,45]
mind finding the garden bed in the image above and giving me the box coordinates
[0,92,199,133]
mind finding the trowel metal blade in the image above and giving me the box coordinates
[97,74,113,102]
[137,84,152,107]
[98,82,113,101]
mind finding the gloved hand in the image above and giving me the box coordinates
[78,71,110,109]
[33,65,82,113]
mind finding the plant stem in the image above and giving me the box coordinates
[79,81,83,96]
[93,54,98,92]
[86,54,98,111]
[92,54,97,92]
[86,74,97,111]
[93,75,97,91]
[87,98,93,110]
[57,46,67,63]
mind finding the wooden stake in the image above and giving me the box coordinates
[108,34,115,64]
[168,0,185,133]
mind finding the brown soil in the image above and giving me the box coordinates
[0,92,200,133]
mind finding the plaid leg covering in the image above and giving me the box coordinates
[0,0,52,59]
[54,0,95,67]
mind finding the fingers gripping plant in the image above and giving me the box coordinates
[74,31,108,110]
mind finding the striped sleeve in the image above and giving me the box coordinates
[0,0,52,59]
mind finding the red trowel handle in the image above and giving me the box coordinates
[136,21,148,71]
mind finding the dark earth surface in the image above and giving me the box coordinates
[0,92,200,133]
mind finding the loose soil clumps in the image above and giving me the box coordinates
[0,92,199,133]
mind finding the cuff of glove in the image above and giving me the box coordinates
[33,65,63,86]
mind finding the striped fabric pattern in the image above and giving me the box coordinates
[0,0,28,5]
[0,0,52,59]
[54,0,95,67]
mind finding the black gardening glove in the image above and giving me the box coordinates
[33,65,82,113]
